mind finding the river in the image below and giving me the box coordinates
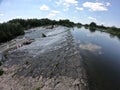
[71,27,120,90]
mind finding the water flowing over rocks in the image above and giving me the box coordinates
[0,26,88,90]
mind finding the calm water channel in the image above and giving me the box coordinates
[71,27,120,90]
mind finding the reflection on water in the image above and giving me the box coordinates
[79,43,101,52]
[71,27,120,90]
[89,27,96,33]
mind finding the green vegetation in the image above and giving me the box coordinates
[0,22,24,43]
[0,18,77,43]
[90,22,97,28]
[97,25,120,38]
[58,19,75,27]
[0,69,4,76]
[35,87,40,90]
[0,62,1,66]
[85,22,120,39]
[89,22,97,32]
[0,19,120,43]
[76,23,82,28]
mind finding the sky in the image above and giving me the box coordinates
[0,0,120,27]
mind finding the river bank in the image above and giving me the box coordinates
[0,26,88,90]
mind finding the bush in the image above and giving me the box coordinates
[0,69,4,76]
[0,61,2,66]
[35,87,40,90]
[0,23,24,43]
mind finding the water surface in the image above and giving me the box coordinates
[71,27,120,90]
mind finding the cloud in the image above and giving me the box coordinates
[106,2,111,6]
[63,7,69,11]
[83,2,110,11]
[73,16,77,20]
[88,16,96,21]
[47,10,60,17]
[51,10,60,14]
[64,0,78,4]
[55,0,78,11]
[76,7,83,11]
[0,13,4,16]
[56,0,78,5]
[55,0,62,5]
[79,43,101,52]
[40,4,50,11]
[16,16,24,18]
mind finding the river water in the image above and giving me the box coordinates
[71,27,120,90]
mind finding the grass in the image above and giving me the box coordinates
[35,87,40,90]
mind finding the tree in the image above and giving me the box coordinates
[89,22,97,32]
[89,22,97,28]
[0,22,24,43]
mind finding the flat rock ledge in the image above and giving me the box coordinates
[0,26,89,90]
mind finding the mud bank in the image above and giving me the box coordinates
[0,26,88,90]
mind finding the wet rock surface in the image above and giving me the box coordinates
[0,26,88,90]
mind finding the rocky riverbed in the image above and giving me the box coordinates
[0,26,88,90]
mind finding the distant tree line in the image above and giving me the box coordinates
[0,18,78,43]
[100,26,120,39]
[85,22,120,38]
[8,18,77,29]
[0,18,120,43]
